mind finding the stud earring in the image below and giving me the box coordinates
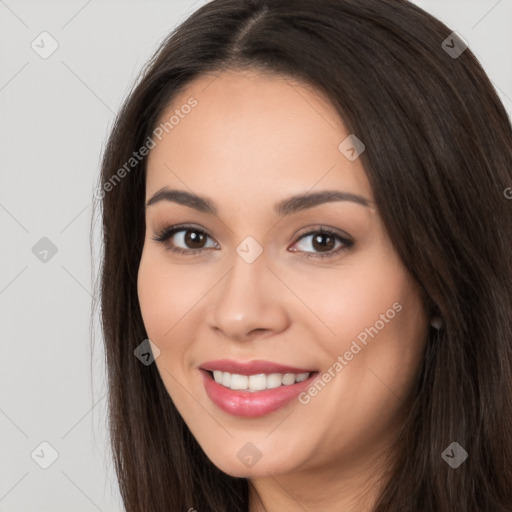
[430,315,443,330]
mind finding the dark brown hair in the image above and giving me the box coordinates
[92,0,512,510]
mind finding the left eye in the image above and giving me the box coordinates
[290,228,353,259]
[151,225,353,259]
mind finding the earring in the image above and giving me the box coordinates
[430,315,443,330]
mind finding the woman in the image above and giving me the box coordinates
[93,0,512,510]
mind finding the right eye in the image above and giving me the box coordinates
[151,224,219,256]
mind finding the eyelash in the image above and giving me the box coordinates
[151,224,354,259]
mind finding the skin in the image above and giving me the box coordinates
[137,68,430,511]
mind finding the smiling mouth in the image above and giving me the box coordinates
[204,369,317,392]
[200,368,320,418]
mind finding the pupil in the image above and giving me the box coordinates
[185,230,205,249]
[313,233,334,251]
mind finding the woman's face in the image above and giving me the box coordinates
[137,69,429,481]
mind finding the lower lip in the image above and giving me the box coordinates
[200,369,318,418]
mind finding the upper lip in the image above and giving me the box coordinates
[200,359,317,375]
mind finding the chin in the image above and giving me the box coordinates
[202,446,298,479]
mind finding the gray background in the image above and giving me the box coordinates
[1,1,511,510]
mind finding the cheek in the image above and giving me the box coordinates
[305,261,413,342]
[137,253,193,394]
[137,254,167,336]
[137,250,199,340]
[299,269,427,456]
[309,248,428,383]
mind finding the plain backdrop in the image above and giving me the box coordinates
[0,1,511,510]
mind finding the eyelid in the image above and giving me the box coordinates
[294,224,352,243]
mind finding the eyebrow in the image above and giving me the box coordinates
[145,187,372,216]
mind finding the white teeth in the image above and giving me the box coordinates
[221,372,231,387]
[295,372,309,382]
[210,370,311,391]
[282,373,296,385]
[230,374,248,390]
[248,374,267,391]
[266,373,283,389]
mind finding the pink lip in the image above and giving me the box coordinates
[199,367,319,418]
[200,359,316,375]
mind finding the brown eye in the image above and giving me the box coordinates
[183,230,207,249]
[312,232,336,252]
[290,228,353,259]
[151,225,219,255]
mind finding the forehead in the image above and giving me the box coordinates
[146,69,374,209]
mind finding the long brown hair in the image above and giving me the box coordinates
[92,0,512,510]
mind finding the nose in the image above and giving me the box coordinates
[208,249,290,343]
